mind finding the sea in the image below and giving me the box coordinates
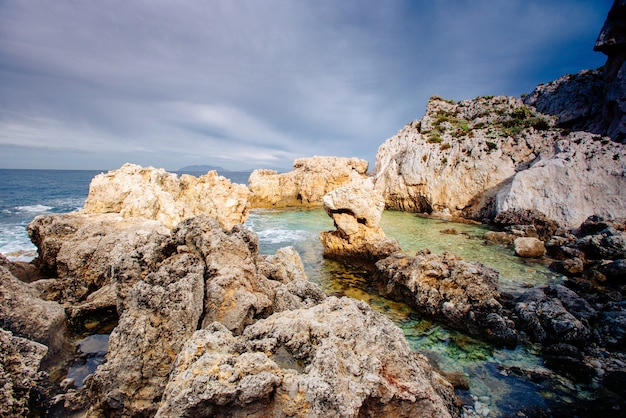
[1,168,594,416]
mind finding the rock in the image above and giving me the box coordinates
[493,209,560,241]
[83,163,250,230]
[320,182,401,260]
[0,254,43,283]
[542,343,595,382]
[0,265,67,356]
[514,237,546,258]
[81,215,328,416]
[576,222,626,260]
[375,251,517,346]
[550,258,585,275]
[483,231,516,245]
[599,259,626,282]
[248,156,370,208]
[514,285,593,345]
[156,297,460,418]
[0,328,49,417]
[495,132,626,228]
[372,96,555,217]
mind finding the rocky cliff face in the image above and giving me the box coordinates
[83,163,250,230]
[372,96,626,228]
[248,156,369,208]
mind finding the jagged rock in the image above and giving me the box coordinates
[0,265,67,356]
[248,156,370,208]
[320,182,401,260]
[83,163,250,230]
[576,220,626,261]
[599,259,626,282]
[27,212,168,304]
[514,284,594,345]
[495,132,626,228]
[0,328,49,417]
[375,251,517,346]
[542,343,595,382]
[156,297,460,418]
[493,209,560,241]
[372,96,555,217]
[514,237,546,258]
[81,215,327,417]
[0,254,42,283]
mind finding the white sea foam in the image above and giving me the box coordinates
[0,224,37,261]
[16,204,53,214]
[255,228,312,244]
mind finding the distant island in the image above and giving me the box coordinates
[177,164,226,172]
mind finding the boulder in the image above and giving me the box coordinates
[83,163,250,230]
[156,297,460,418]
[0,328,49,417]
[320,182,401,260]
[248,156,370,208]
[375,250,517,346]
[514,237,546,258]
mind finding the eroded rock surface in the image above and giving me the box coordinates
[375,250,517,346]
[83,163,250,230]
[157,297,460,418]
[248,156,370,208]
[320,182,401,260]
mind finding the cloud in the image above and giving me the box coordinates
[0,0,612,171]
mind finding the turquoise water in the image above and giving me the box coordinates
[245,208,580,416]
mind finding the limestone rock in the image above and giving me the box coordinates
[83,163,250,230]
[495,132,626,228]
[514,237,546,258]
[248,156,370,208]
[156,297,459,418]
[320,182,401,260]
[0,328,49,417]
[0,265,67,356]
[372,96,555,217]
[375,251,517,346]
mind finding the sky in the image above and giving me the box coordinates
[0,0,613,172]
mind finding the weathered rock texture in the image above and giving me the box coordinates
[320,182,401,260]
[83,163,250,230]
[0,328,49,417]
[248,156,370,208]
[375,250,517,347]
[373,96,626,228]
[523,0,626,142]
[156,297,459,418]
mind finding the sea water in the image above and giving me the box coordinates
[1,170,583,415]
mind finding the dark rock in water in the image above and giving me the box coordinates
[550,258,584,275]
[513,285,593,345]
[494,209,560,242]
[542,343,595,382]
[375,250,518,347]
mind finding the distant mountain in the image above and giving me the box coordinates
[177,164,226,172]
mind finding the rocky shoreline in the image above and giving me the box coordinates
[2,3,626,416]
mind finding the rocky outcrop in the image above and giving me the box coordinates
[248,156,370,208]
[320,181,401,260]
[372,95,626,228]
[0,328,49,417]
[375,250,517,347]
[494,132,626,228]
[157,297,459,418]
[523,0,626,142]
[372,96,556,217]
[83,163,250,230]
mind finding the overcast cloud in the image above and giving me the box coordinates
[0,0,611,171]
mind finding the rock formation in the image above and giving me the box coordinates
[375,250,517,347]
[83,163,250,230]
[320,181,401,260]
[248,156,370,208]
[372,95,626,228]
[157,297,459,418]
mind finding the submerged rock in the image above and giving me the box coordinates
[157,297,460,418]
[83,163,250,230]
[248,156,369,208]
[320,182,401,261]
[375,251,517,346]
